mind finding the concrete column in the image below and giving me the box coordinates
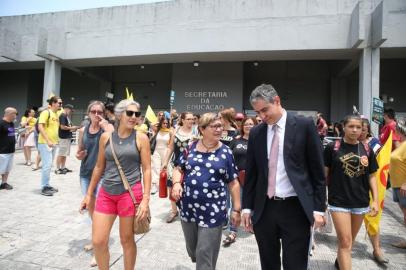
[359,47,380,135]
[42,59,62,105]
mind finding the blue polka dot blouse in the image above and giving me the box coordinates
[177,141,239,228]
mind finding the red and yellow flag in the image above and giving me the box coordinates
[364,132,392,236]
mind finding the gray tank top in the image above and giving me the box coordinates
[102,130,141,195]
[79,124,103,178]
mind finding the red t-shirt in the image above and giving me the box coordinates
[379,120,400,150]
[317,118,327,136]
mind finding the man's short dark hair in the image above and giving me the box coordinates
[105,102,115,114]
[384,108,395,120]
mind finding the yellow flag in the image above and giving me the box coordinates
[125,87,135,101]
[364,132,392,236]
[145,105,158,124]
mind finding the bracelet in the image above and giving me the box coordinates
[173,182,182,186]
[232,209,241,214]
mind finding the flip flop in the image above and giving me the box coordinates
[373,251,389,264]
[222,233,236,247]
[84,244,93,251]
[391,241,406,249]
[90,256,97,267]
[166,211,178,223]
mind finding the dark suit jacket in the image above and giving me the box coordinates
[242,112,326,224]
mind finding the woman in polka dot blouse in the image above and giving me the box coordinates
[171,112,241,270]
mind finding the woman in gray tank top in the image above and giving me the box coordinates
[80,99,151,270]
[76,101,114,267]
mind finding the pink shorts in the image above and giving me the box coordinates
[95,182,143,217]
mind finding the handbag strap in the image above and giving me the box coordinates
[109,134,138,206]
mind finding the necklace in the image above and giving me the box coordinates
[118,132,131,145]
[201,139,219,152]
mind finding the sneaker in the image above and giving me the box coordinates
[41,187,53,196]
[0,183,13,190]
[62,168,73,173]
[55,169,66,175]
[49,186,59,193]
[151,184,158,195]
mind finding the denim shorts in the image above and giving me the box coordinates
[393,188,406,208]
[80,176,100,197]
[328,205,370,215]
[0,154,14,174]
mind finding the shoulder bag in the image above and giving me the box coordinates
[109,134,151,235]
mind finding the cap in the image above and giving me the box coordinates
[235,113,244,120]
[64,104,74,110]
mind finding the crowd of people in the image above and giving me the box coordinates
[0,83,405,270]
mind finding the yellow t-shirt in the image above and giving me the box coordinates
[57,109,63,117]
[38,110,60,144]
[389,141,406,188]
[21,116,37,132]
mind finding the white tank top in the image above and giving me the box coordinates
[155,131,170,151]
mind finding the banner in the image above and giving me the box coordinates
[145,105,158,124]
[364,132,392,236]
[125,87,134,101]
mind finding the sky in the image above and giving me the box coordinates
[0,0,170,16]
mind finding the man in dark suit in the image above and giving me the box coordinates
[242,84,326,270]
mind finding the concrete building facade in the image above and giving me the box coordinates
[0,0,405,130]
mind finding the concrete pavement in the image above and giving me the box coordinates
[0,146,405,269]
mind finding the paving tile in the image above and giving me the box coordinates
[0,146,405,269]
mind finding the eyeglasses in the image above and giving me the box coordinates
[125,110,141,117]
[207,124,223,130]
[90,110,104,115]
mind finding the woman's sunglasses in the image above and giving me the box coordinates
[125,110,141,117]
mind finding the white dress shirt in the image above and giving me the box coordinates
[267,110,297,198]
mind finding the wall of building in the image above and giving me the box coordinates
[243,61,333,118]
[60,69,102,109]
[172,62,243,113]
[0,70,30,117]
[3,0,398,64]
[112,64,172,111]
[380,59,406,114]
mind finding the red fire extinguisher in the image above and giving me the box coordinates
[159,170,168,198]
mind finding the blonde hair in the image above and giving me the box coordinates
[220,108,237,129]
[397,118,406,137]
[198,112,220,130]
[87,100,105,114]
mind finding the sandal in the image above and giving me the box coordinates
[90,256,97,267]
[391,240,406,249]
[84,243,93,251]
[222,232,237,247]
[373,251,389,264]
[166,211,178,223]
